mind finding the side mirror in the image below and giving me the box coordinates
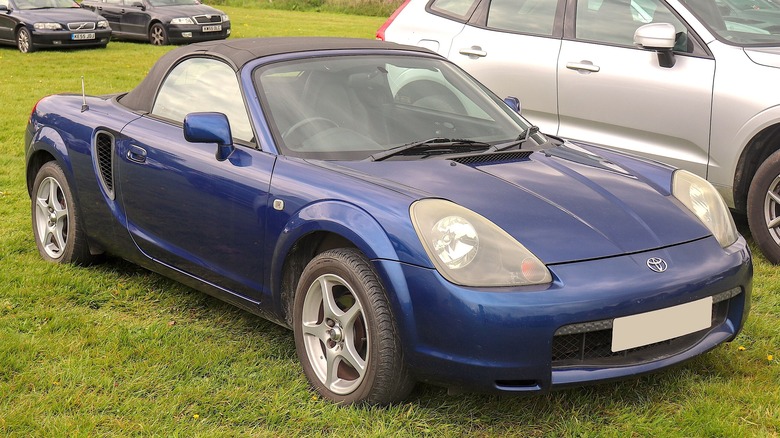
[634,23,676,68]
[0,4,9,12]
[132,1,145,9]
[504,96,522,114]
[183,112,235,161]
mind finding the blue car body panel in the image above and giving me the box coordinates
[24,38,752,395]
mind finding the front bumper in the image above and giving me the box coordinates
[375,235,751,394]
[166,23,230,44]
[30,28,111,48]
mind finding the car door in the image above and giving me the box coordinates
[120,0,149,37]
[448,0,563,133]
[117,57,274,300]
[87,0,123,32]
[0,0,16,43]
[556,0,715,176]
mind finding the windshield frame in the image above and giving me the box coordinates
[680,0,780,46]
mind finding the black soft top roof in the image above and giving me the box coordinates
[119,37,436,113]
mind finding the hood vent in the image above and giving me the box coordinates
[450,150,532,166]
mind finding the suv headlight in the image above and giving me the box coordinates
[34,23,62,30]
[170,17,195,24]
[673,170,738,248]
[411,199,551,287]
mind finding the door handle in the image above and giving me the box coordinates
[459,46,487,58]
[566,61,600,73]
[127,145,147,163]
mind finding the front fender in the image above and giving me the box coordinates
[26,125,75,195]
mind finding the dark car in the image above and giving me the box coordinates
[0,0,110,53]
[80,0,229,45]
[25,37,751,404]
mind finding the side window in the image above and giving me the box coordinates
[152,58,254,143]
[576,0,691,50]
[429,0,480,20]
[487,0,557,35]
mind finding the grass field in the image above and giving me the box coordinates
[1,7,778,436]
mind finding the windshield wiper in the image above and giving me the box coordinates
[368,138,492,162]
[486,125,541,153]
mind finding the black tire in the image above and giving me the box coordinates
[293,248,414,405]
[747,149,780,263]
[149,23,168,46]
[17,27,34,53]
[31,161,97,265]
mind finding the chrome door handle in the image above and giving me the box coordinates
[459,46,487,58]
[127,145,147,163]
[566,62,600,73]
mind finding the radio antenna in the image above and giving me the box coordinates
[81,76,89,112]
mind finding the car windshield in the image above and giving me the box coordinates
[254,55,544,160]
[682,0,780,45]
[147,0,199,6]
[14,0,79,9]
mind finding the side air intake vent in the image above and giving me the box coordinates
[450,151,533,166]
[94,131,115,200]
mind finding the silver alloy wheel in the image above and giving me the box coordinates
[34,176,69,259]
[150,24,166,45]
[300,273,368,395]
[763,175,780,246]
[17,28,31,53]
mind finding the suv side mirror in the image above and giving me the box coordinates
[634,23,676,68]
[184,112,235,161]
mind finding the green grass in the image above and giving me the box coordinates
[1,7,779,436]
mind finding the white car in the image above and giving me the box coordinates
[378,0,780,262]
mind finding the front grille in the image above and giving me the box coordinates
[193,15,222,24]
[67,22,96,31]
[450,151,532,166]
[94,131,115,200]
[551,287,741,368]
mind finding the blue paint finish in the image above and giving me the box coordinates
[24,40,753,396]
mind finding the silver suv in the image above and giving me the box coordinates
[378,0,780,262]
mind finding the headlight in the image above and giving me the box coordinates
[410,199,551,287]
[673,170,738,248]
[221,14,229,21]
[170,17,195,25]
[97,20,109,29]
[34,23,62,30]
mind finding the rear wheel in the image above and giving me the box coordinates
[747,149,780,263]
[149,23,168,45]
[293,248,414,405]
[31,161,96,265]
[17,27,34,53]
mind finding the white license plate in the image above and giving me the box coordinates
[202,25,222,32]
[72,33,95,40]
[611,296,712,352]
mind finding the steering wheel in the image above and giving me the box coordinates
[282,117,340,145]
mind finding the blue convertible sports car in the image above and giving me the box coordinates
[25,38,752,405]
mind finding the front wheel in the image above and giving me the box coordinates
[31,161,96,265]
[149,23,168,46]
[293,248,414,405]
[17,27,34,53]
[747,149,780,263]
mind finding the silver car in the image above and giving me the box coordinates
[378,0,780,262]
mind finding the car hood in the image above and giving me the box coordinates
[328,145,711,265]
[19,8,103,23]
[745,46,780,69]
[149,4,224,18]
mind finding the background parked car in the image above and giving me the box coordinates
[80,0,229,45]
[0,0,110,53]
[379,0,780,263]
